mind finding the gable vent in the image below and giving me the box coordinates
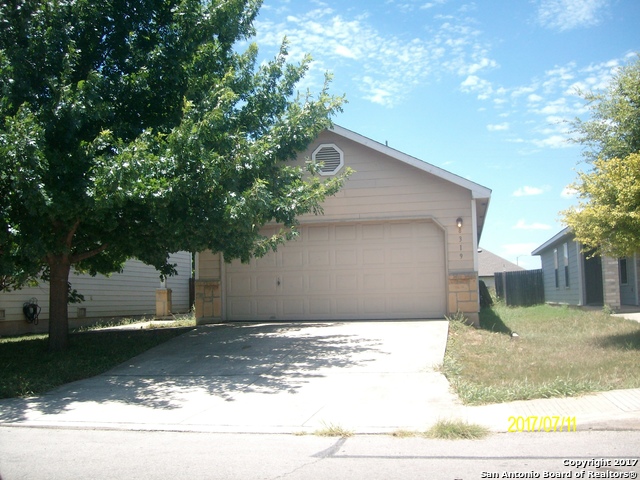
[313,144,344,176]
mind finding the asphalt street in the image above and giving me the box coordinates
[1,427,639,480]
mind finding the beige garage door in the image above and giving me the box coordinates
[225,220,446,321]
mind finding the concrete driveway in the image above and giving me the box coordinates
[0,321,463,434]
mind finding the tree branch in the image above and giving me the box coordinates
[70,243,109,264]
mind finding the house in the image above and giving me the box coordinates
[532,227,639,309]
[477,248,524,289]
[0,252,192,336]
[195,125,491,326]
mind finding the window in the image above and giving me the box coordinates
[313,144,344,176]
[563,243,569,287]
[554,248,559,288]
[620,258,628,285]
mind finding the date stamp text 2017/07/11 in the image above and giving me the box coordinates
[507,416,577,432]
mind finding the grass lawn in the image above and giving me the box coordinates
[443,304,640,405]
[0,317,195,399]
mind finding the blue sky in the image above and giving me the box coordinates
[248,0,639,269]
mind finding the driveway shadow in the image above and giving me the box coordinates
[0,322,388,423]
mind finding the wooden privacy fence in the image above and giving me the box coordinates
[495,269,544,306]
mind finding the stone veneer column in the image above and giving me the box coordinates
[155,288,172,318]
[195,280,222,324]
[448,272,480,326]
[601,256,621,311]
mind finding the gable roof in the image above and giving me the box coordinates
[531,227,573,256]
[330,124,492,238]
[478,248,524,276]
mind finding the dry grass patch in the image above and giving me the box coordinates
[443,304,640,405]
[314,422,354,438]
[424,419,490,440]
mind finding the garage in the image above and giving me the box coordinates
[225,220,446,321]
[195,125,491,326]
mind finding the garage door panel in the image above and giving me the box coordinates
[389,271,415,290]
[390,222,413,239]
[282,274,305,293]
[335,224,357,240]
[363,273,385,290]
[228,275,252,296]
[308,225,330,241]
[363,249,385,265]
[309,250,330,266]
[228,298,253,317]
[336,297,358,315]
[256,298,277,317]
[390,248,413,264]
[282,250,304,267]
[362,224,384,239]
[309,298,331,315]
[256,253,277,268]
[336,249,357,265]
[363,297,386,315]
[282,298,304,316]
[225,221,446,321]
[336,274,358,290]
[309,274,331,292]
[256,276,277,294]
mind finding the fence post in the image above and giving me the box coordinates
[502,271,508,306]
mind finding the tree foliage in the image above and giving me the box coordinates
[563,154,640,257]
[0,0,348,350]
[562,55,640,257]
[571,55,640,163]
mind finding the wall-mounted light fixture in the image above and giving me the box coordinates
[456,217,463,229]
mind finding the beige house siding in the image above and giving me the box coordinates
[297,130,477,274]
[197,251,222,280]
[0,252,192,336]
[196,127,489,325]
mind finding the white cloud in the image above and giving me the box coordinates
[334,44,357,59]
[537,98,568,115]
[561,186,578,198]
[536,0,609,32]
[487,122,510,131]
[511,86,537,98]
[513,186,547,197]
[513,220,552,230]
[460,75,494,99]
[420,0,449,9]
[532,134,571,149]
[254,6,497,107]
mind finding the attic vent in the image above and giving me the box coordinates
[313,144,344,176]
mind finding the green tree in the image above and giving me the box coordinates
[562,55,640,257]
[0,0,348,351]
[571,55,640,163]
[562,154,640,257]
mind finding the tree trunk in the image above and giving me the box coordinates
[48,256,71,352]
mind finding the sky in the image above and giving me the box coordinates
[245,0,639,269]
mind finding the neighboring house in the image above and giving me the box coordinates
[478,248,524,289]
[532,227,639,309]
[0,252,192,336]
[195,125,492,326]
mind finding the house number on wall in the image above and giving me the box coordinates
[459,235,463,259]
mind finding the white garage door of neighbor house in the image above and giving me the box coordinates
[225,220,446,321]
